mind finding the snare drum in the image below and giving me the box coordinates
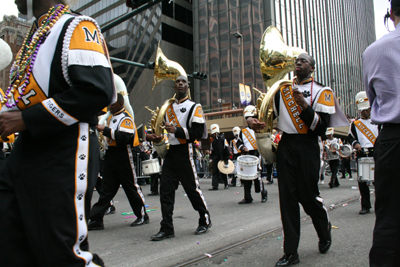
[357,157,374,182]
[142,158,161,175]
[236,155,260,180]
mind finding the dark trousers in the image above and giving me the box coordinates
[0,124,104,267]
[90,147,146,222]
[277,133,330,255]
[150,173,160,193]
[265,163,273,182]
[160,144,210,233]
[358,181,371,209]
[340,157,352,177]
[243,178,265,202]
[328,159,340,186]
[211,161,228,188]
[370,124,400,266]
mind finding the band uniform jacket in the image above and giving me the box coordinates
[0,12,114,266]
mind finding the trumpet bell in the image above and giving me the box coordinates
[260,26,307,89]
[152,44,187,92]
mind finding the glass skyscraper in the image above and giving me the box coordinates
[192,0,375,116]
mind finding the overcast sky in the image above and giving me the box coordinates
[0,0,394,42]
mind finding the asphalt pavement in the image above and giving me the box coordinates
[88,174,376,267]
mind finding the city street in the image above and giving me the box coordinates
[89,175,375,267]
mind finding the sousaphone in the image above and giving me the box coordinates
[253,26,307,162]
[145,42,188,159]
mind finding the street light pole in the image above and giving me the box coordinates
[233,32,244,84]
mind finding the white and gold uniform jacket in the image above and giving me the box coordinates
[165,96,208,146]
[1,13,115,137]
[350,118,378,149]
[274,78,336,136]
[103,108,138,149]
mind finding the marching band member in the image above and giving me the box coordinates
[348,91,378,215]
[0,0,114,265]
[147,75,211,241]
[325,128,341,188]
[209,124,230,190]
[248,53,349,266]
[89,93,149,230]
[229,126,242,187]
[237,106,268,204]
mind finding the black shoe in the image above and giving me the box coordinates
[104,205,116,215]
[340,177,346,179]
[359,208,370,215]
[229,184,236,187]
[151,231,175,241]
[224,185,229,189]
[334,184,340,187]
[88,220,104,231]
[148,192,159,196]
[208,187,218,191]
[238,199,252,204]
[261,190,268,203]
[130,213,149,227]
[319,222,332,254]
[195,221,212,235]
[329,183,333,188]
[275,253,300,266]
[267,180,274,184]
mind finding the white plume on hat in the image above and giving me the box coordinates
[61,0,80,6]
[355,91,370,111]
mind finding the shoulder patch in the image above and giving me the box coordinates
[69,20,104,54]
[194,106,204,118]
[317,90,335,107]
[121,118,134,129]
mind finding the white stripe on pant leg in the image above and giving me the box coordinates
[127,145,146,216]
[188,144,209,211]
[316,196,330,222]
[73,123,98,266]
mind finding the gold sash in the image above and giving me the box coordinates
[242,129,257,150]
[281,85,308,134]
[354,120,376,145]
[166,104,186,144]
[232,140,241,153]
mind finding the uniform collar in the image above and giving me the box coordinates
[113,108,125,116]
[293,77,313,85]
[35,12,48,28]
[175,96,189,104]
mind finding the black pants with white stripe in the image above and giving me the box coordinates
[0,124,104,267]
[159,144,210,233]
[277,133,330,255]
[370,124,400,267]
[90,146,146,222]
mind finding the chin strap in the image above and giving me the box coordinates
[26,0,34,20]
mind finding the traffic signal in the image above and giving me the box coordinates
[192,72,208,80]
[126,0,151,9]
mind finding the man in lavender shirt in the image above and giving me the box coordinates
[363,0,400,265]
